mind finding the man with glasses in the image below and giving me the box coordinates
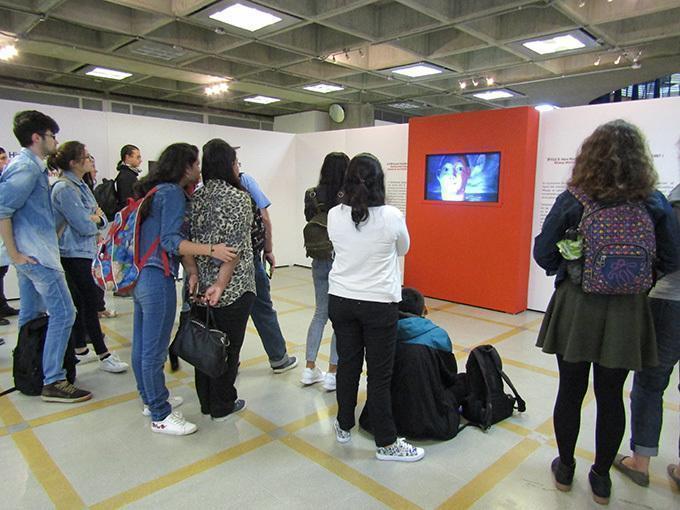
[0,110,92,403]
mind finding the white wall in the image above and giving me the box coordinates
[273,110,330,134]
[528,97,680,311]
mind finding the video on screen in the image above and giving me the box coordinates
[425,152,500,202]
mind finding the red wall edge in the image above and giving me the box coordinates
[404,106,540,314]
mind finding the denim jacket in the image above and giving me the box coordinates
[534,189,680,287]
[51,170,108,260]
[0,148,62,271]
[138,183,186,277]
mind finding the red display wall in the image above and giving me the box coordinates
[404,106,539,313]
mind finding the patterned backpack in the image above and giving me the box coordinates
[568,186,656,295]
[92,186,169,292]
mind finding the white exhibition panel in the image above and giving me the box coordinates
[528,97,680,311]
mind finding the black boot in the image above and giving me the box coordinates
[589,467,611,505]
[551,457,575,491]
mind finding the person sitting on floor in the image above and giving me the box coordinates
[360,287,461,440]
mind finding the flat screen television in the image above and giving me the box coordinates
[425,152,500,203]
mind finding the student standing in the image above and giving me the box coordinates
[328,153,424,462]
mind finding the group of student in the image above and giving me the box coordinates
[0,111,679,477]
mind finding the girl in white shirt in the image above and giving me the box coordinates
[328,153,424,462]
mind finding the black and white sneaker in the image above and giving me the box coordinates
[376,438,425,462]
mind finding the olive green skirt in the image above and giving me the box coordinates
[536,279,657,371]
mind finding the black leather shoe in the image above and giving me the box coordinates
[551,457,575,491]
[589,467,611,505]
[0,305,19,317]
[0,317,9,326]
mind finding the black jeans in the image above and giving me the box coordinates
[194,292,255,419]
[329,295,399,447]
[61,257,108,355]
[0,265,8,308]
[554,354,629,474]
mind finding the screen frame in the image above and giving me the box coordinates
[423,151,502,205]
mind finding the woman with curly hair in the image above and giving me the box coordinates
[534,120,680,504]
[328,153,424,462]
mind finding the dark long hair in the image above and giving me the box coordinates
[135,143,198,219]
[318,152,349,209]
[46,141,86,172]
[201,138,243,190]
[342,153,385,228]
[568,119,658,203]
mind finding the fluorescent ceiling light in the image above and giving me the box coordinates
[0,44,17,61]
[244,95,280,104]
[522,34,586,55]
[473,90,514,100]
[534,104,559,112]
[303,83,344,94]
[86,67,132,80]
[391,63,443,78]
[209,3,282,32]
[389,102,420,109]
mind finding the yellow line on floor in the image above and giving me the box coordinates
[269,281,311,292]
[0,366,11,373]
[27,380,183,430]
[432,306,535,331]
[269,294,314,310]
[278,305,311,316]
[281,435,422,510]
[13,428,86,509]
[100,324,131,347]
[0,426,7,437]
[497,420,533,437]
[283,403,339,434]
[438,438,541,509]
[241,409,279,434]
[90,434,273,510]
[502,358,558,378]
[0,388,24,427]
[472,327,525,348]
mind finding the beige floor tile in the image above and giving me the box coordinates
[0,436,55,509]
[428,309,517,347]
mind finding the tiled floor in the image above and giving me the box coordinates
[0,266,677,509]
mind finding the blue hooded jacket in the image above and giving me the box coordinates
[397,316,452,352]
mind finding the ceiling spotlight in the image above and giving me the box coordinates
[633,50,642,63]
[358,48,364,57]
[593,56,601,66]
[459,80,467,89]
[0,44,18,61]
[471,78,479,86]
[344,50,349,59]
[486,77,494,86]
[614,55,622,65]
[578,1,586,7]
[205,82,229,96]
[331,54,336,63]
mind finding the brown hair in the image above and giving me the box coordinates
[47,141,86,172]
[568,119,657,203]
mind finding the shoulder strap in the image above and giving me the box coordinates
[0,387,16,397]
[487,347,526,412]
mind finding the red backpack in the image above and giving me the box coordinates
[91,186,169,292]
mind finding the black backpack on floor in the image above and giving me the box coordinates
[459,345,526,430]
[5,315,77,396]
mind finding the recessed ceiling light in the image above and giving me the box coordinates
[0,44,17,61]
[534,104,559,112]
[244,95,280,104]
[390,63,443,78]
[85,67,132,80]
[473,90,515,100]
[209,3,282,32]
[388,102,420,109]
[523,34,586,55]
[303,83,344,94]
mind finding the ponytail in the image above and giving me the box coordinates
[342,153,385,228]
[47,141,85,173]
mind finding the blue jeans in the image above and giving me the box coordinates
[251,255,290,368]
[132,267,176,421]
[305,259,338,365]
[630,298,680,457]
[16,263,75,385]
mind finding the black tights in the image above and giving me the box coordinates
[554,355,629,475]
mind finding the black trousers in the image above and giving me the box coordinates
[329,295,399,447]
[61,257,108,355]
[554,355,629,474]
[194,292,255,419]
[0,265,8,308]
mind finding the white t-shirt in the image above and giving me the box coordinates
[328,204,409,303]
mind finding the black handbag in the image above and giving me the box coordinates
[170,305,230,378]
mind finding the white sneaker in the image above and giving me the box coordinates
[300,366,325,385]
[75,349,99,365]
[151,411,197,436]
[142,395,184,416]
[334,420,351,444]
[99,353,128,373]
[322,372,336,391]
[376,438,425,462]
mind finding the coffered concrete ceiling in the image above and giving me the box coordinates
[0,0,677,119]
